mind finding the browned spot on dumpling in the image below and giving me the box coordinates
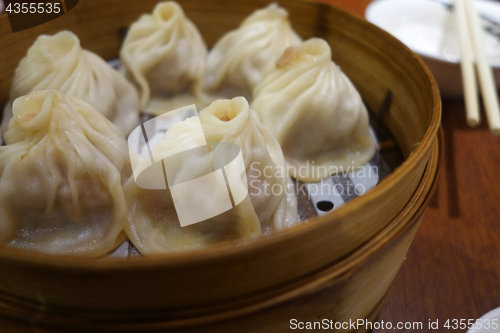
[277,47,302,68]
[17,113,37,124]
[217,114,231,122]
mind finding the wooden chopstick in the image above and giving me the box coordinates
[463,0,500,135]
[455,0,480,127]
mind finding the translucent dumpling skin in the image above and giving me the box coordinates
[125,97,298,255]
[204,3,302,101]
[1,31,140,137]
[120,1,207,114]
[252,38,376,182]
[0,91,131,256]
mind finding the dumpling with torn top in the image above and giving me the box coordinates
[252,38,376,182]
[0,91,131,256]
[120,1,208,115]
[204,3,302,102]
[124,96,299,255]
[1,31,140,137]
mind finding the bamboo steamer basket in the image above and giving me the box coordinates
[0,129,442,332]
[0,0,442,330]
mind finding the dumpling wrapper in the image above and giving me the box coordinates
[0,91,131,256]
[204,3,302,102]
[124,97,299,255]
[252,38,376,182]
[120,1,208,115]
[1,31,140,137]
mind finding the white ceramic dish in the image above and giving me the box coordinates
[366,0,500,97]
[467,307,500,333]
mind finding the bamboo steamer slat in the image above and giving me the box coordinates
[0,0,441,322]
[0,128,443,332]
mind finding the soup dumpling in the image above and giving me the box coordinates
[124,97,299,255]
[0,91,131,256]
[120,1,207,114]
[204,3,302,102]
[252,38,376,182]
[1,31,140,137]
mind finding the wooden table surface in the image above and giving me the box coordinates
[321,1,500,331]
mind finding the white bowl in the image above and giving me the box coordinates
[467,307,500,333]
[366,0,500,97]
